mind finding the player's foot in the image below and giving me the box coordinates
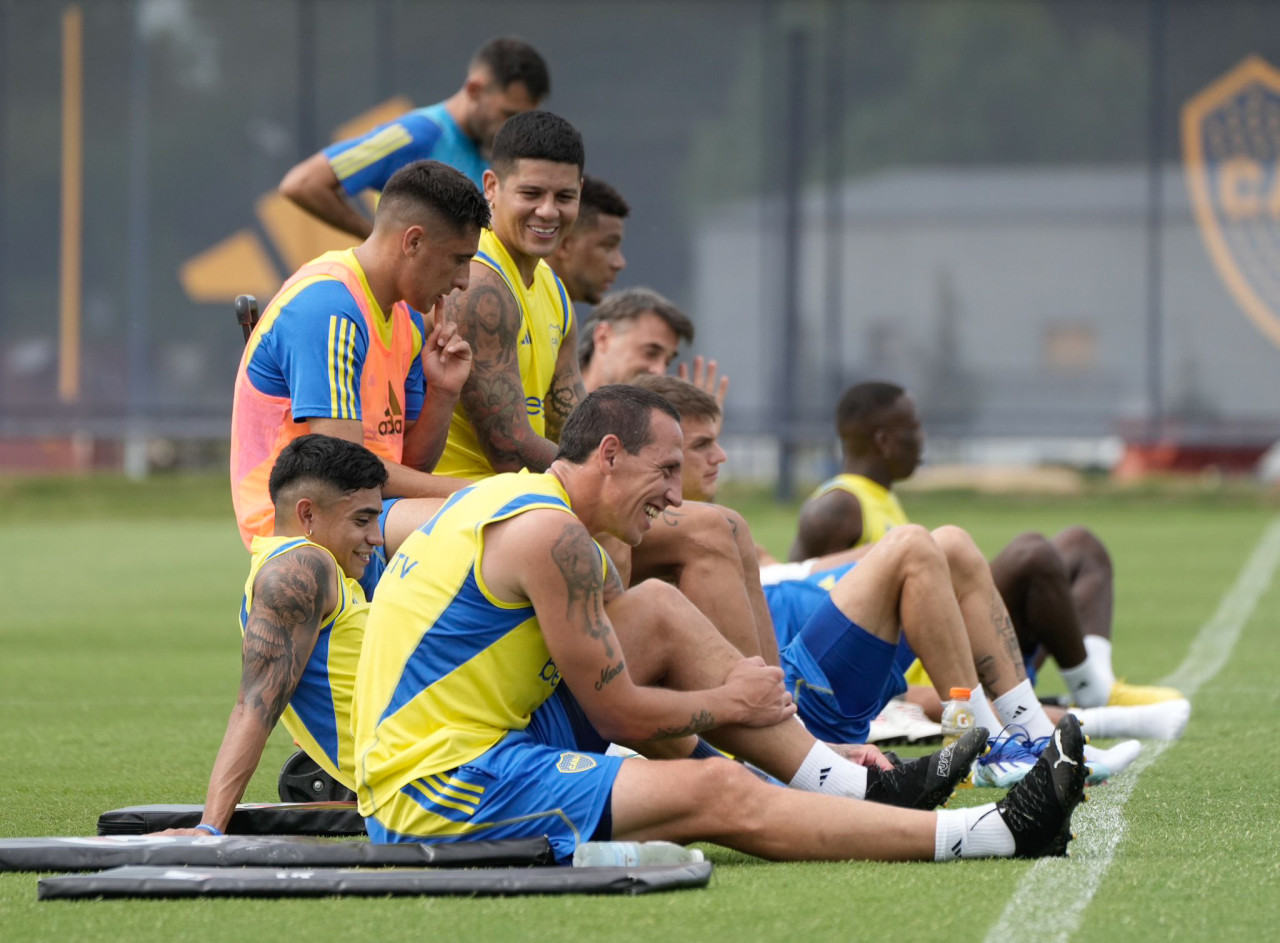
[1083,739,1142,785]
[864,726,988,810]
[1073,698,1191,740]
[973,725,1041,788]
[996,714,1088,858]
[866,697,943,746]
[1106,680,1184,706]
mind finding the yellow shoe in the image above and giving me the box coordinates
[1107,679,1184,706]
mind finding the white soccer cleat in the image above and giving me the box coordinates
[867,698,943,746]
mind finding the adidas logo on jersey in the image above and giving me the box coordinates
[378,382,404,435]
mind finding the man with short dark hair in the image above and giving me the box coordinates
[232,160,488,598]
[167,435,388,837]
[548,174,630,305]
[792,380,1189,742]
[280,37,549,238]
[352,385,1087,864]
[435,110,587,480]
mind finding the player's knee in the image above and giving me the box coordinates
[880,523,946,576]
[682,505,743,566]
[1001,531,1064,583]
[627,579,692,640]
[1053,525,1112,577]
[930,524,987,580]
[688,757,766,818]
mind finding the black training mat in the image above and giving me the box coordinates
[96,802,364,836]
[38,861,713,899]
[2,835,554,872]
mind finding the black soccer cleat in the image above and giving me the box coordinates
[996,713,1088,858]
[864,726,989,810]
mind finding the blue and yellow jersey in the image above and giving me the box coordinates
[353,471,605,814]
[242,536,368,790]
[324,102,488,191]
[230,249,427,547]
[434,229,574,481]
[809,473,909,547]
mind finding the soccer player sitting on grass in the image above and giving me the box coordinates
[165,434,386,837]
[791,381,1190,743]
[231,160,487,600]
[629,374,1140,786]
[351,384,1088,863]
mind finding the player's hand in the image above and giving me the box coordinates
[423,306,473,397]
[723,655,795,727]
[677,354,730,409]
[151,827,217,837]
[829,741,895,770]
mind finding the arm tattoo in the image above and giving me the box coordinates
[653,710,716,739]
[241,549,333,729]
[445,275,556,471]
[595,660,625,691]
[550,523,615,658]
[543,368,585,443]
[659,507,684,526]
[601,561,626,604]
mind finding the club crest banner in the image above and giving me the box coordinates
[1183,55,1280,350]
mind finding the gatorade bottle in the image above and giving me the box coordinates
[941,687,976,747]
[572,841,705,867]
[941,687,978,788]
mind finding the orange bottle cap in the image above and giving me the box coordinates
[948,687,972,699]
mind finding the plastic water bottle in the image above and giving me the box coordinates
[572,840,705,867]
[940,687,976,747]
[940,687,978,788]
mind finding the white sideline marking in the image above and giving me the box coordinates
[983,516,1280,943]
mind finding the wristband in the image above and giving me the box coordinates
[194,823,223,836]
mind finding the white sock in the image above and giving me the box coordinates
[1083,635,1117,689]
[993,679,1055,740]
[1060,655,1111,708]
[934,804,1015,860]
[788,741,868,799]
[964,684,1004,737]
[1071,699,1190,740]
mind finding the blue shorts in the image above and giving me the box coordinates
[364,686,622,863]
[357,497,401,600]
[764,562,857,650]
[780,595,906,743]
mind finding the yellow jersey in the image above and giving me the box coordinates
[242,536,368,790]
[352,471,606,813]
[434,229,574,480]
[809,473,909,547]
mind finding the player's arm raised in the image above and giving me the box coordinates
[790,489,864,561]
[186,547,338,834]
[542,314,585,444]
[444,264,560,472]
[496,511,789,743]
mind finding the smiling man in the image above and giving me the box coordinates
[436,110,587,480]
[168,435,387,837]
[351,385,1087,865]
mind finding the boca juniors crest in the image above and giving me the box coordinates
[1183,56,1280,350]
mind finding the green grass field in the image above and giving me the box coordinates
[3,474,1280,941]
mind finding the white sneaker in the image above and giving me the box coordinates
[867,698,943,745]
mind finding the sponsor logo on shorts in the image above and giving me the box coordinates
[556,752,598,774]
